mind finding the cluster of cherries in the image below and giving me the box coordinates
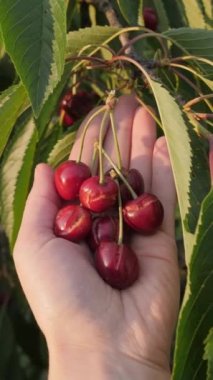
[53,159,164,290]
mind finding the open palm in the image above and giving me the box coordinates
[14,95,179,373]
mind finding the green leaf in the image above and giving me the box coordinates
[179,0,206,28]
[36,63,72,138]
[0,111,38,249]
[166,28,213,60]
[152,0,170,31]
[48,130,76,168]
[197,0,213,28]
[0,26,4,58]
[0,83,29,158]
[148,79,210,251]
[0,0,67,117]
[37,123,62,163]
[173,189,213,380]
[66,26,120,58]
[204,328,213,380]
[165,28,213,79]
[36,64,72,138]
[161,0,186,28]
[67,0,78,30]
[117,0,143,26]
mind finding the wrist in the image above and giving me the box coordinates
[48,342,171,380]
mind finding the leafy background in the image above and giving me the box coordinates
[0,0,212,378]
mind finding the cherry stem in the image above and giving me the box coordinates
[100,147,137,199]
[171,68,212,111]
[110,111,122,170]
[91,142,98,175]
[77,107,106,163]
[59,109,65,126]
[116,180,123,245]
[117,31,168,60]
[99,110,109,184]
[183,94,213,111]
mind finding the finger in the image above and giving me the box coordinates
[69,107,109,170]
[130,107,156,191]
[151,137,176,237]
[209,135,213,185]
[14,164,60,252]
[103,94,138,172]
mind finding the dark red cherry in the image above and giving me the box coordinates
[79,176,118,213]
[143,7,158,31]
[59,90,73,112]
[120,168,144,203]
[54,160,91,201]
[123,193,164,233]
[69,91,96,120]
[54,205,92,242]
[60,111,74,127]
[89,216,119,251]
[59,90,96,121]
[95,242,139,290]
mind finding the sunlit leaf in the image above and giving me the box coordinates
[148,79,210,245]
[48,130,76,168]
[0,83,29,158]
[66,26,119,58]
[117,0,143,25]
[0,0,67,116]
[0,111,38,249]
[173,189,213,380]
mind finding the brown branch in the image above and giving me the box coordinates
[81,0,133,54]
[190,112,213,121]
[183,94,213,110]
[81,0,155,71]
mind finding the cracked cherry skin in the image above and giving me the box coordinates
[123,193,164,234]
[54,205,92,242]
[54,160,91,201]
[89,216,119,251]
[79,176,118,213]
[95,242,139,290]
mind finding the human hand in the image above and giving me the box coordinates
[14,94,180,379]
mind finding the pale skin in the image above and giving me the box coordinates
[14,95,181,379]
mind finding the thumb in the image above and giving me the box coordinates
[14,163,60,256]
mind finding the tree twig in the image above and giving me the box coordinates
[183,94,213,110]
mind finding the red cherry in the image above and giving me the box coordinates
[89,216,119,251]
[123,193,164,233]
[61,111,74,127]
[59,90,96,121]
[70,91,96,120]
[79,176,118,213]
[120,168,144,203]
[54,160,91,201]
[143,7,158,31]
[95,242,139,290]
[59,90,73,112]
[54,205,92,242]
